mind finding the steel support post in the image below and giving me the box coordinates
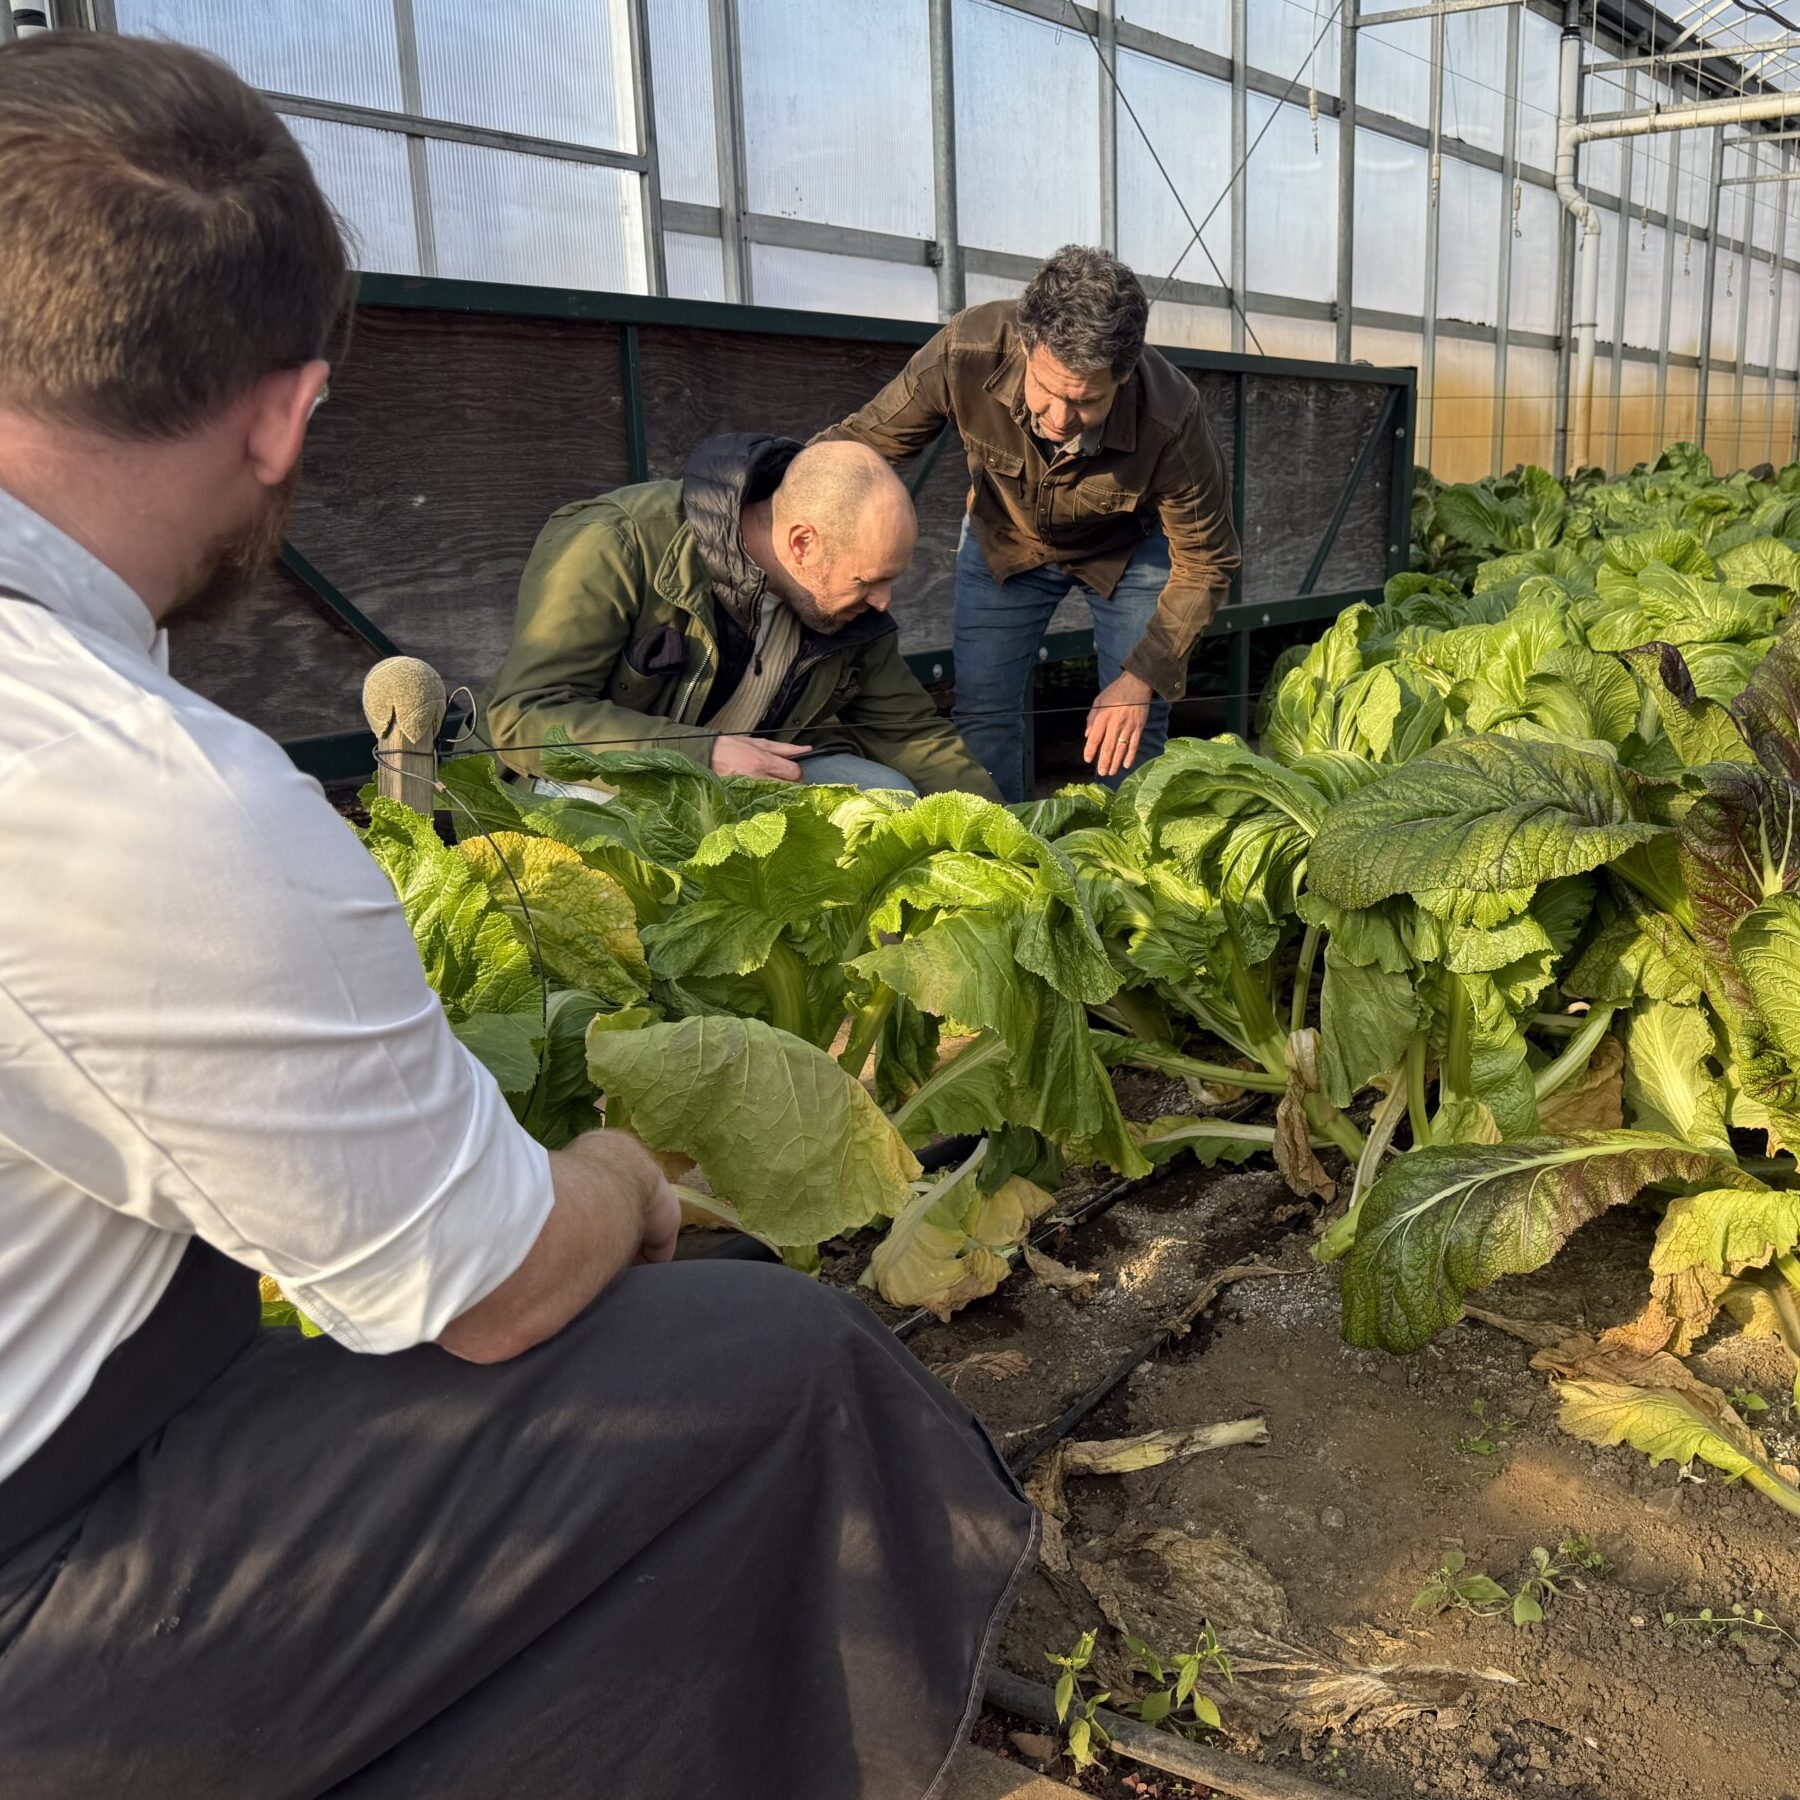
[1732,143,1758,471]
[706,0,751,304]
[1697,122,1726,452]
[1492,1,1520,472]
[1098,0,1118,253]
[1607,68,1636,474]
[929,0,965,318]
[1552,7,1581,478]
[390,0,439,279]
[1653,83,1682,449]
[1767,146,1789,464]
[1230,0,1248,353]
[626,0,667,296]
[1419,7,1445,473]
[1336,0,1359,366]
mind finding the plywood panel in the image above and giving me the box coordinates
[166,559,382,741]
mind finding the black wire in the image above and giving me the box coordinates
[1148,0,1347,311]
[1053,0,1265,354]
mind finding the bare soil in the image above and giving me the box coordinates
[863,1153,1800,1800]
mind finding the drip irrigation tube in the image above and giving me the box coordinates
[984,1667,1342,1800]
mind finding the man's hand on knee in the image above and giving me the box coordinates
[438,1129,679,1363]
[711,735,810,780]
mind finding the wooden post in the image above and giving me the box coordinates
[361,656,446,818]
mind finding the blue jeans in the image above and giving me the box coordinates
[952,525,1173,804]
[798,752,917,795]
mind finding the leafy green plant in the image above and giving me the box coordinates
[1458,1399,1517,1456]
[1125,1628,1233,1736]
[1046,1631,1112,1770]
[1557,1531,1610,1575]
[1729,1387,1772,1418]
[1411,1549,1509,1618]
[1661,1602,1799,1650]
[1511,1546,1572,1626]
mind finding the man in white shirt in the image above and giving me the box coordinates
[0,34,1033,1798]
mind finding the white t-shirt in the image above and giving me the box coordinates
[0,487,554,1485]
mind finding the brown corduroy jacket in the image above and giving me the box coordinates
[816,299,1240,700]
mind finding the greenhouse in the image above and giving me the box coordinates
[4,5,1800,1800]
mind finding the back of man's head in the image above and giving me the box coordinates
[1017,245,1148,381]
[773,441,915,565]
[0,34,352,443]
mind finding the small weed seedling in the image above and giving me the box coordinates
[1125,1627,1233,1736]
[1046,1631,1112,1770]
[1412,1549,1509,1618]
[1728,1387,1771,1419]
[1316,1747,1349,1785]
[1661,1603,1800,1651]
[1457,1399,1516,1457]
[1511,1546,1571,1626]
[1556,1531,1610,1575]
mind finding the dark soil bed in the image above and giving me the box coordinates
[828,1135,1800,1800]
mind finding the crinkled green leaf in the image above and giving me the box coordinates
[461,832,650,1005]
[1341,1133,1748,1351]
[1622,1000,1731,1150]
[1319,949,1420,1106]
[360,798,539,1022]
[865,1163,1057,1318]
[585,1014,918,1246]
[1310,736,1665,909]
[451,1010,544,1096]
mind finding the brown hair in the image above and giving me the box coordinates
[0,33,354,441]
[1017,245,1149,381]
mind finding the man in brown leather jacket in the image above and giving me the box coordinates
[818,245,1240,802]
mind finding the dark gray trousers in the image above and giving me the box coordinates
[0,1261,1035,1798]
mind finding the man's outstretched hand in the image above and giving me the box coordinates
[1084,671,1155,779]
[712,735,812,781]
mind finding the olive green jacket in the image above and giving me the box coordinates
[481,449,999,800]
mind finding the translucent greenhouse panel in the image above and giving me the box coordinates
[115,0,403,108]
[1146,300,1231,352]
[1615,360,1659,471]
[1352,324,1421,373]
[1426,337,1493,483]
[1355,15,1430,127]
[1243,313,1334,362]
[1739,382,1774,468]
[953,0,1100,256]
[425,142,645,291]
[412,0,633,150]
[1353,132,1427,315]
[1679,132,1715,230]
[1247,2,1339,96]
[647,0,718,205]
[965,272,1026,306]
[1117,52,1232,291]
[1441,8,1506,157]
[1706,366,1745,474]
[1588,206,1620,350]
[1621,224,1667,352]
[1748,258,1778,374]
[1712,248,1747,365]
[1245,100,1337,303]
[1514,9,1562,175]
[1501,346,1558,474]
[1628,87,1672,214]
[1577,73,1626,197]
[1591,353,1616,474]
[749,246,938,322]
[1434,159,1502,328]
[283,116,420,276]
[1772,380,1799,468]
[1117,0,1228,53]
[740,0,932,240]
[1509,182,1562,338]
[1668,247,1706,360]
[1784,270,1800,374]
[1662,364,1699,447]
[1749,172,1782,255]
[664,230,725,301]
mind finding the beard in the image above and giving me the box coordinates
[171,472,297,625]
[781,584,850,636]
